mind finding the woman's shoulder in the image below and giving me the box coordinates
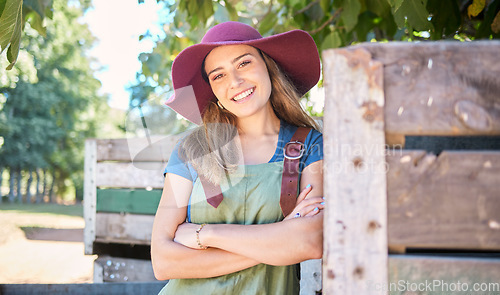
[280,120,323,145]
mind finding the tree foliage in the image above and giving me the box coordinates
[0,0,105,202]
[131,0,500,111]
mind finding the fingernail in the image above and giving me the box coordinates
[320,202,325,205]
[306,184,311,189]
[314,207,319,211]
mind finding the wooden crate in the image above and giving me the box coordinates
[322,41,500,294]
[84,136,180,283]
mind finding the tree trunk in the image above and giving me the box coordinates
[35,169,42,203]
[26,169,33,203]
[8,169,15,203]
[48,169,56,203]
[42,168,48,203]
[16,168,22,203]
[0,166,3,199]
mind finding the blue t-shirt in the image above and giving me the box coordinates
[164,120,323,181]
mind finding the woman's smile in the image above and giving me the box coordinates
[231,87,255,103]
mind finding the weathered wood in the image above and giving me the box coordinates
[349,41,500,139]
[0,282,166,295]
[84,139,97,255]
[300,259,322,295]
[96,135,183,162]
[388,255,500,294]
[94,256,159,282]
[96,189,162,215]
[387,150,500,250]
[95,212,154,245]
[323,48,388,294]
[96,162,165,189]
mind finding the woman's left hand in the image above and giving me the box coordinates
[174,222,207,250]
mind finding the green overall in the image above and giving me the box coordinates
[158,161,300,295]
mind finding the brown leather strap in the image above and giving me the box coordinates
[280,127,311,217]
[200,176,223,208]
[200,126,311,213]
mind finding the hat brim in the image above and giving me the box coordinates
[166,30,320,125]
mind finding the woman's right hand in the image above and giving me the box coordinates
[283,184,324,221]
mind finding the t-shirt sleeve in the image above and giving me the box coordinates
[302,129,323,168]
[164,140,193,181]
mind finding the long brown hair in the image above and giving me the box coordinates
[179,49,318,185]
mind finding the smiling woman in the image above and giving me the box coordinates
[151,21,324,295]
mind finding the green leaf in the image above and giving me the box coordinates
[321,29,341,50]
[22,0,48,19]
[24,9,46,36]
[340,0,361,32]
[320,0,331,14]
[427,0,460,39]
[0,0,23,70]
[259,11,277,35]
[223,0,238,21]
[392,0,432,31]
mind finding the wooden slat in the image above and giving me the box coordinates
[95,212,154,245]
[0,282,166,295]
[96,162,165,189]
[84,139,97,255]
[387,151,500,250]
[350,41,500,138]
[322,48,388,293]
[96,134,184,162]
[388,255,500,294]
[96,189,162,215]
[94,256,159,282]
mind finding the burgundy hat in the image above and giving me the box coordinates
[165,21,320,124]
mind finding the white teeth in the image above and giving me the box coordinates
[233,88,254,101]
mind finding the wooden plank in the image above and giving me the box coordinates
[96,189,162,215]
[300,259,322,295]
[95,212,154,245]
[351,41,500,137]
[387,255,500,294]
[387,151,500,250]
[96,162,165,189]
[96,134,184,162]
[94,256,159,282]
[84,139,97,255]
[322,47,388,293]
[0,282,166,295]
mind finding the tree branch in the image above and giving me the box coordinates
[308,8,342,35]
[294,0,319,16]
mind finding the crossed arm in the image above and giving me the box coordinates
[150,160,324,280]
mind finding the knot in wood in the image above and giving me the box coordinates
[361,101,383,123]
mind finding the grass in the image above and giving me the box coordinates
[0,202,83,217]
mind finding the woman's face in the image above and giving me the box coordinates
[204,45,272,120]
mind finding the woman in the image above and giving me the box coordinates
[151,21,324,294]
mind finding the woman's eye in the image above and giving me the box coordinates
[212,73,223,81]
[238,61,250,68]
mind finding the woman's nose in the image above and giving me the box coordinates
[229,71,244,88]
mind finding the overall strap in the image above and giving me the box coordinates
[280,127,311,217]
[200,126,312,212]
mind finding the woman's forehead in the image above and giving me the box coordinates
[205,44,258,65]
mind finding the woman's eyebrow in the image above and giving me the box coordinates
[207,53,252,77]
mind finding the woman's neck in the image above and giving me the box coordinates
[236,104,280,137]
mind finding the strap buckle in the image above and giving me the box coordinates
[284,141,305,160]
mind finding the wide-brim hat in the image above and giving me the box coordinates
[165,21,320,124]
